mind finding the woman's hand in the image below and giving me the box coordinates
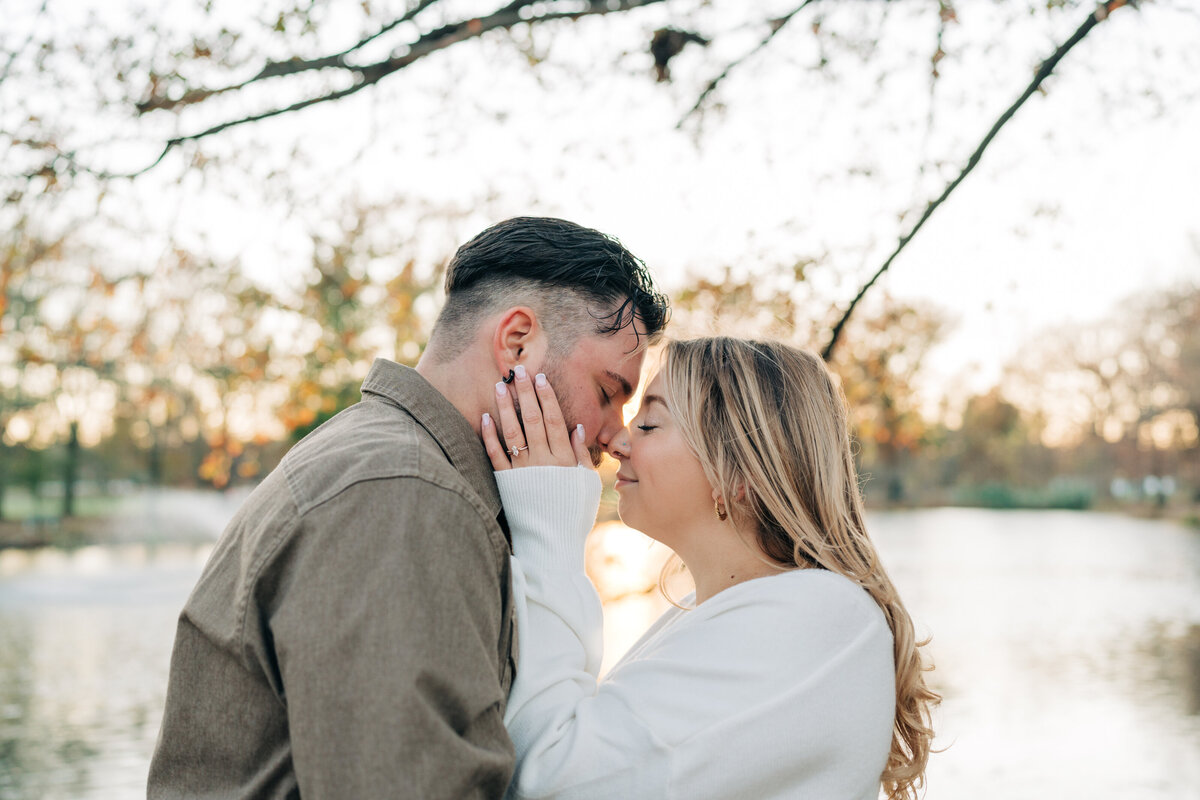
[483,365,591,471]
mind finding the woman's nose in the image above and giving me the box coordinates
[606,427,631,459]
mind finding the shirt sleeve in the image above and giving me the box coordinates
[495,466,606,690]
[264,477,514,799]
[497,467,673,798]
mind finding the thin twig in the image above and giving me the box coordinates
[821,0,1132,362]
[677,0,817,128]
[915,3,950,186]
[330,0,443,61]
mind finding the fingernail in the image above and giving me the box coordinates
[482,412,491,426]
[576,423,584,440]
[535,372,547,388]
[514,364,526,380]
[495,381,506,396]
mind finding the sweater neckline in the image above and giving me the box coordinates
[690,564,825,608]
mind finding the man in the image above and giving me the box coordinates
[148,217,669,798]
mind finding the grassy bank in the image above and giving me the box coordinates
[951,481,1095,511]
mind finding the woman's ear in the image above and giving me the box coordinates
[710,484,748,505]
[491,306,548,377]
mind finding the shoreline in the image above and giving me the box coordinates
[3,501,1197,551]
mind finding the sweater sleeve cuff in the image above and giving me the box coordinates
[495,466,602,573]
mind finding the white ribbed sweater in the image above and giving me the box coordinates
[496,466,895,800]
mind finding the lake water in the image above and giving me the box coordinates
[0,508,1197,799]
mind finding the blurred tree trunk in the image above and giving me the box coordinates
[148,433,163,486]
[25,449,43,515]
[63,421,79,518]
[0,447,7,521]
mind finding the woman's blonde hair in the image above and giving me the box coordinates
[660,337,939,800]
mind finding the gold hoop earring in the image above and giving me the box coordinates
[714,499,727,521]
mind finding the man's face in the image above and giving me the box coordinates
[539,325,646,466]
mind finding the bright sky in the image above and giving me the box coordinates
[9,0,1200,414]
[872,94,1200,401]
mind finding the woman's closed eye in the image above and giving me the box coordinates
[636,424,658,432]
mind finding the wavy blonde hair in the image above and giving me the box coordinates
[659,337,940,800]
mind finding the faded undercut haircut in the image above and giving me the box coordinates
[426,217,670,361]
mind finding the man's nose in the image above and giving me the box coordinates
[595,403,621,441]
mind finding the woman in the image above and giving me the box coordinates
[481,337,939,799]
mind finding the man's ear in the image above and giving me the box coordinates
[492,307,548,378]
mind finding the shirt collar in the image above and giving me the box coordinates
[359,358,501,519]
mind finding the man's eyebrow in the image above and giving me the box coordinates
[605,370,634,400]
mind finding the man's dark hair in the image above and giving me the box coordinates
[429,217,670,358]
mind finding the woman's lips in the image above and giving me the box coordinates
[614,474,637,490]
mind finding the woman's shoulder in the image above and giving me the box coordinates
[677,569,891,659]
[603,567,894,748]
[612,569,891,679]
[617,569,882,656]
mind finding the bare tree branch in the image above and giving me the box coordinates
[30,0,667,181]
[821,0,1135,362]
[677,0,816,128]
[134,0,450,114]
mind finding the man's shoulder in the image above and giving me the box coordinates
[280,399,477,516]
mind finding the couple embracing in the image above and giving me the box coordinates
[149,217,938,799]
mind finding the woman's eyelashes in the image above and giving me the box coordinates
[636,423,658,433]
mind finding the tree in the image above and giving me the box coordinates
[4,0,1196,499]
[668,261,816,343]
[953,389,1031,485]
[0,221,133,516]
[6,0,1190,350]
[277,202,442,442]
[1002,281,1200,504]
[0,218,64,517]
[829,299,948,502]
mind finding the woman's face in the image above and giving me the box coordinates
[612,372,715,545]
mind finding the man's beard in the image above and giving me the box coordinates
[512,357,603,467]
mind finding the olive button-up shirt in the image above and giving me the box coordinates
[148,359,516,799]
